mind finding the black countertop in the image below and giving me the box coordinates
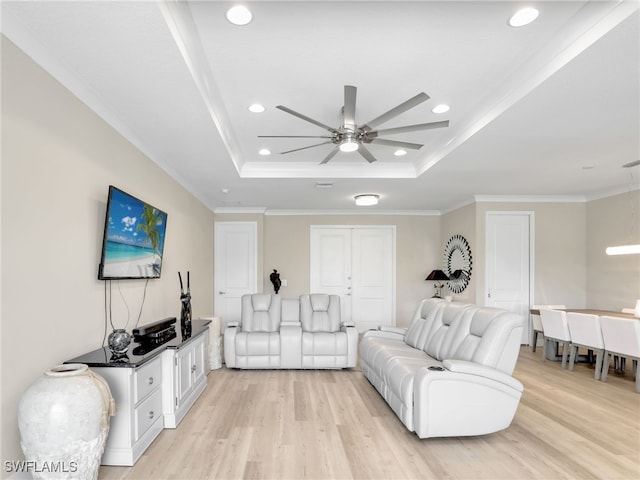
[65,319,211,368]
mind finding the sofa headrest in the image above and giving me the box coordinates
[469,307,503,336]
[310,294,330,312]
[251,294,273,312]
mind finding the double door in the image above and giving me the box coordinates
[310,226,395,332]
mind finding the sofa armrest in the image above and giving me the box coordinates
[226,321,239,328]
[442,359,524,392]
[412,359,524,438]
[341,320,356,328]
[378,325,407,336]
[362,328,405,341]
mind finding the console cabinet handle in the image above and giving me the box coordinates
[148,377,154,385]
[148,410,154,419]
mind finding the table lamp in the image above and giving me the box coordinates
[425,269,449,298]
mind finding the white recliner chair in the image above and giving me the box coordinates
[299,294,358,368]
[224,294,288,368]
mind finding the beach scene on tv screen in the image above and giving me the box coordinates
[101,189,167,278]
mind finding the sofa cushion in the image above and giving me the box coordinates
[300,294,341,332]
[423,302,473,360]
[242,294,281,332]
[404,299,445,349]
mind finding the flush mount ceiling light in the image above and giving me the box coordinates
[248,104,265,113]
[354,194,380,206]
[258,148,271,156]
[394,149,407,156]
[509,7,539,27]
[226,6,252,26]
[432,104,450,114]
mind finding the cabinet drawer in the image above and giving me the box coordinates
[134,387,162,442]
[134,357,162,404]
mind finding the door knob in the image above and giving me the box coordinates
[219,291,226,295]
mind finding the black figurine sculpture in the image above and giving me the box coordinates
[270,269,282,294]
[178,271,192,338]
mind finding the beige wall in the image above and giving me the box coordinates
[1,37,214,469]
[474,202,587,308]
[586,190,640,310]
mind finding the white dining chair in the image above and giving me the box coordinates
[600,316,640,393]
[540,309,571,368]
[531,305,566,353]
[566,312,605,380]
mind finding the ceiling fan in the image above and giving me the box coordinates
[259,85,449,164]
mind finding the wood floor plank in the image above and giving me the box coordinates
[100,347,640,479]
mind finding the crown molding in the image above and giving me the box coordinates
[213,207,268,214]
[474,194,587,204]
[264,209,440,216]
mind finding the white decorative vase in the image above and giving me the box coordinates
[634,299,640,318]
[18,364,116,480]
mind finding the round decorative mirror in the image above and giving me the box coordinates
[443,234,472,294]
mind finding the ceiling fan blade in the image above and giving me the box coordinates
[373,120,450,136]
[361,92,430,131]
[258,135,333,138]
[366,138,423,150]
[280,141,333,155]
[357,144,378,164]
[343,85,357,129]
[276,105,339,134]
[320,146,340,164]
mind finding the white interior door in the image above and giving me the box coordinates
[214,222,257,329]
[310,226,395,332]
[485,212,533,344]
[309,228,353,323]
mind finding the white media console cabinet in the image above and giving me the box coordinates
[65,319,210,466]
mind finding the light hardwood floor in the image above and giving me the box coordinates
[100,347,640,479]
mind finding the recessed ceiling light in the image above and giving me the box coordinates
[432,104,450,114]
[354,194,380,206]
[509,7,539,27]
[394,149,407,157]
[226,6,252,26]
[258,148,271,156]
[248,104,265,113]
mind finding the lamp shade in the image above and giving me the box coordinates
[425,269,449,281]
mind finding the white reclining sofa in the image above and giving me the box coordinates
[360,298,524,438]
[224,293,358,369]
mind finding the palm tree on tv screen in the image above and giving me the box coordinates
[137,204,163,272]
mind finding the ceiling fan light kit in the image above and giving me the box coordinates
[259,85,450,164]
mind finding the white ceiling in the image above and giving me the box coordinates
[2,1,639,213]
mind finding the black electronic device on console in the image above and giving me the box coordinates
[133,317,177,343]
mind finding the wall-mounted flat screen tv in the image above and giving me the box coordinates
[98,186,168,280]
